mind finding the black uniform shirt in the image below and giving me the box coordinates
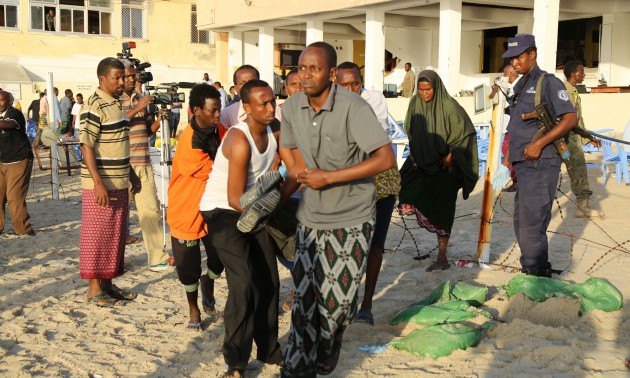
[0,106,33,163]
[507,65,576,163]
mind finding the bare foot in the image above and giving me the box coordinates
[426,260,450,272]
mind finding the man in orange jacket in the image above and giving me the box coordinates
[167,84,227,330]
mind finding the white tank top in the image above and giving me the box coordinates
[199,121,277,211]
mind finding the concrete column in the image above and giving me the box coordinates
[599,14,613,85]
[228,31,243,77]
[306,20,324,45]
[532,0,559,73]
[258,26,275,85]
[438,0,462,94]
[364,9,385,91]
[517,22,533,34]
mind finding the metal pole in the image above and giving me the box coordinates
[477,96,506,265]
[159,108,171,248]
[47,72,60,200]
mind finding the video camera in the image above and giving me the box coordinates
[117,41,153,84]
[145,83,185,106]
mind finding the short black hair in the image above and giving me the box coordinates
[337,61,361,74]
[405,62,412,66]
[233,65,260,86]
[189,83,221,110]
[214,81,222,88]
[240,79,270,105]
[97,57,124,78]
[65,89,72,95]
[76,93,83,98]
[564,59,583,79]
[286,67,299,80]
[306,42,337,70]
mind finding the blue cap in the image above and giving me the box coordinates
[502,34,536,58]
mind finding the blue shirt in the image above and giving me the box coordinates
[507,65,576,162]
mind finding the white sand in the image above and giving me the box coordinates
[1,164,628,377]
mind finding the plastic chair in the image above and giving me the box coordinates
[601,139,624,186]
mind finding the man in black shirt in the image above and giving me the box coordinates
[0,90,35,236]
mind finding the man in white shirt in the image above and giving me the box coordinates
[335,61,400,326]
[71,93,83,140]
[200,73,213,86]
[220,65,281,127]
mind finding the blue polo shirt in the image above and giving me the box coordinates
[507,65,576,163]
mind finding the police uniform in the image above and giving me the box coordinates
[506,54,575,276]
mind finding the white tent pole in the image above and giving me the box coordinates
[47,72,59,200]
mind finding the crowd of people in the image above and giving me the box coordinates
[0,33,602,378]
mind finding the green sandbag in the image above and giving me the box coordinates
[389,323,481,360]
[389,300,476,326]
[504,275,623,313]
[416,281,488,307]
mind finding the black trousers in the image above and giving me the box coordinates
[513,158,560,274]
[201,208,282,368]
[171,234,224,286]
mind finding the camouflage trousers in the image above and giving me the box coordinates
[566,131,592,201]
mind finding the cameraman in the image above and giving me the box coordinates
[169,88,182,139]
[120,59,173,271]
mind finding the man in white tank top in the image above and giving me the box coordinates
[199,80,282,378]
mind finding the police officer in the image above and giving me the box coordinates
[493,34,577,277]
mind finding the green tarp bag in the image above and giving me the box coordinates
[416,281,488,307]
[389,300,476,326]
[503,275,623,313]
[389,323,482,360]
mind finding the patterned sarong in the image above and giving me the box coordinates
[282,220,374,377]
[79,189,129,279]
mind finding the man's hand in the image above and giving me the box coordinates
[94,182,110,207]
[137,95,154,109]
[130,169,142,194]
[271,153,281,171]
[589,138,602,149]
[523,141,543,160]
[297,168,330,189]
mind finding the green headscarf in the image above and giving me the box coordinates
[403,70,479,199]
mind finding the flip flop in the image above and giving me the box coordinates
[87,293,125,308]
[221,367,245,378]
[186,322,202,331]
[354,309,374,326]
[106,285,137,301]
[281,299,292,312]
[125,235,143,245]
[317,334,343,376]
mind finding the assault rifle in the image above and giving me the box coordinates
[520,104,600,184]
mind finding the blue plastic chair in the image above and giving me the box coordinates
[601,139,625,186]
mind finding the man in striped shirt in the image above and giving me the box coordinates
[120,60,172,271]
[79,57,138,308]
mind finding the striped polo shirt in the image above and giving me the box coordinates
[120,90,151,166]
[80,88,130,190]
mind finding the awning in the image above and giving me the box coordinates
[0,61,33,83]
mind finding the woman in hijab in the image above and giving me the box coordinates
[399,70,479,271]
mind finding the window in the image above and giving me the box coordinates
[0,0,19,29]
[121,0,142,38]
[191,4,213,44]
[30,0,111,34]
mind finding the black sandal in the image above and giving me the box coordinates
[316,337,343,376]
[86,293,125,308]
[106,284,137,300]
[221,367,244,378]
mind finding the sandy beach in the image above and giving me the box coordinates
[0,160,628,377]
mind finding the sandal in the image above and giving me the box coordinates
[426,260,450,272]
[316,336,343,376]
[354,309,374,326]
[281,299,292,312]
[87,293,125,308]
[106,284,137,300]
[200,275,216,315]
[125,235,142,245]
[222,367,245,378]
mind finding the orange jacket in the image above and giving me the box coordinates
[167,122,227,240]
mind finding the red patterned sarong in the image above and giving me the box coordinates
[80,189,129,279]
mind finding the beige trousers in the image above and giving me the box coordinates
[130,164,169,266]
[0,159,33,234]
